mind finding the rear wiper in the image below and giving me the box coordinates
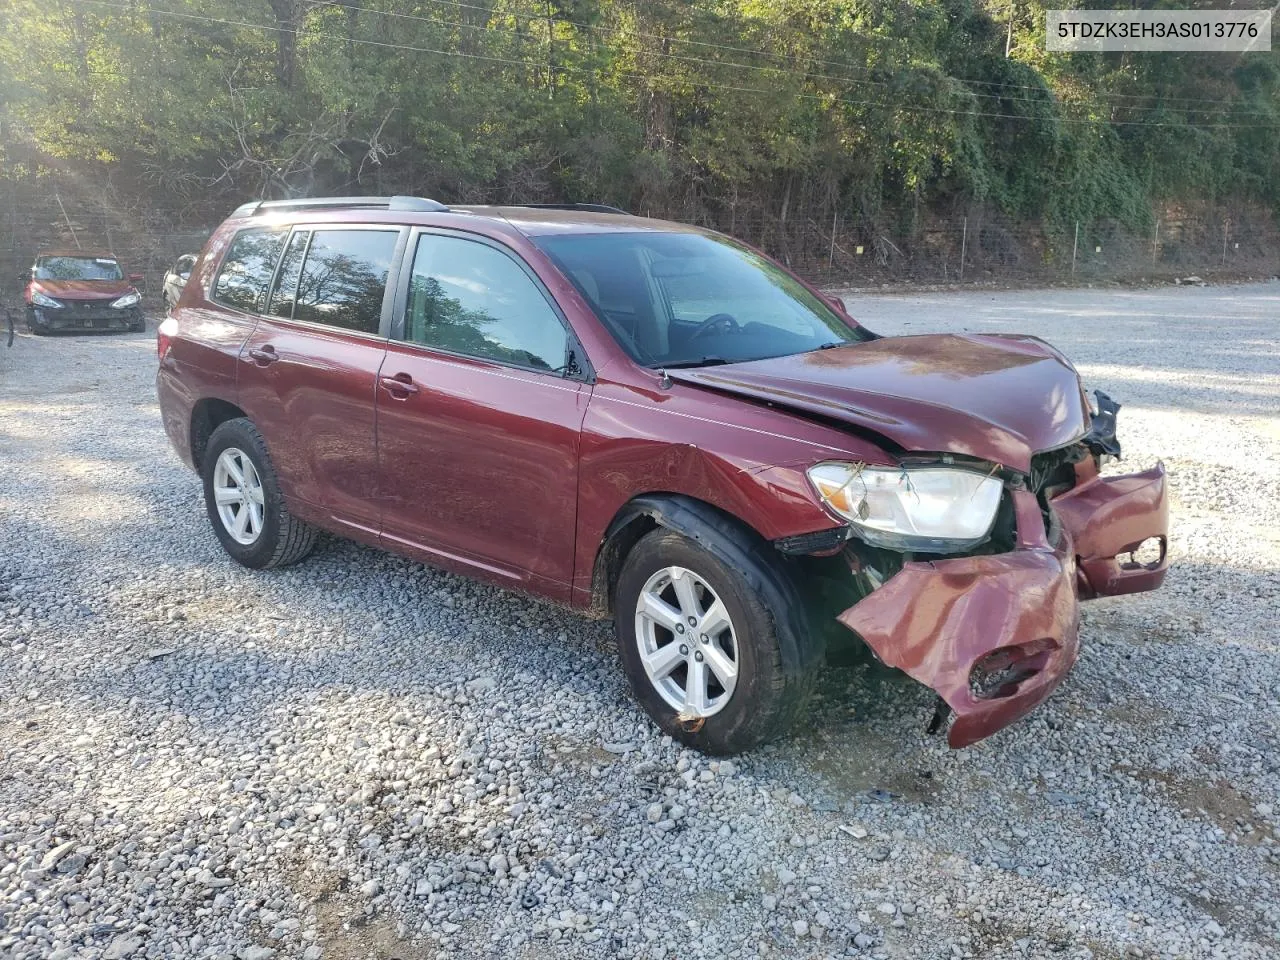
[660,356,732,369]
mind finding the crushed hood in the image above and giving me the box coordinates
[31,279,133,302]
[667,334,1091,472]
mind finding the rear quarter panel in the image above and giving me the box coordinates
[156,224,259,470]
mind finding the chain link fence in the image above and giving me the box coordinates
[723,210,1280,288]
[3,176,1277,310]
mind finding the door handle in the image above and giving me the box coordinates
[248,346,278,365]
[380,373,420,397]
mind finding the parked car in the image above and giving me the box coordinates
[155,196,1169,754]
[22,249,146,333]
[163,254,197,311]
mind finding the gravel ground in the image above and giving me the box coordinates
[1,282,1277,960]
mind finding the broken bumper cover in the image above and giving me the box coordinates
[839,525,1081,748]
[1052,460,1169,598]
[837,463,1169,748]
[29,305,142,331]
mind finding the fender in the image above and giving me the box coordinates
[595,494,826,677]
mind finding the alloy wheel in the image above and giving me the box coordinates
[212,447,265,545]
[634,566,739,717]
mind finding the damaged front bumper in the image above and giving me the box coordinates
[28,305,142,331]
[836,460,1169,748]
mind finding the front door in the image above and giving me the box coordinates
[375,230,590,599]
[237,225,406,537]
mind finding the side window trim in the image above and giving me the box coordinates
[264,227,311,321]
[210,226,289,316]
[390,226,594,382]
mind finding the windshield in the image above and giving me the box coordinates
[534,231,863,367]
[34,256,124,281]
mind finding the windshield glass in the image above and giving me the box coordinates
[534,231,863,367]
[34,256,124,281]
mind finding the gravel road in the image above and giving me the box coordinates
[1,283,1277,960]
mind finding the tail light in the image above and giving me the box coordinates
[157,315,179,361]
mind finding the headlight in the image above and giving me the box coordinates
[807,462,1003,553]
[111,291,141,309]
[31,291,62,309]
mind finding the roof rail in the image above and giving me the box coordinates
[511,202,629,215]
[230,195,450,218]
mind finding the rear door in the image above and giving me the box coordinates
[375,228,591,599]
[237,224,407,538]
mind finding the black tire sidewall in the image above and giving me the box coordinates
[201,419,288,569]
[614,529,787,755]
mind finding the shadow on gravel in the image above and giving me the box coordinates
[858,286,1280,417]
[1070,365,1279,417]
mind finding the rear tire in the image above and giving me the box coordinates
[26,310,48,335]
[614,528,818,755]
[202,417,317,569]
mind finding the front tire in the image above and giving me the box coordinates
[614,529,818,754]
[202,418,317,569]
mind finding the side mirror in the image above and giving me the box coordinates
[18,271,30,285]
[128,273,144,282]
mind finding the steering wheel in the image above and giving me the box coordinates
[689,312,741,341]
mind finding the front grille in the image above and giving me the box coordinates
[57,300,120,319]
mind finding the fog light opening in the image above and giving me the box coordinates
[1120,536,1166,571]
[969,640,1053,701]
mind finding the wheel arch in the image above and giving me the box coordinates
[592,493,827,676]
[190,398,249,472]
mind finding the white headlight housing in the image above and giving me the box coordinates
[807,462,1003,553]
[31,291,62,309]
[111,291,141,309]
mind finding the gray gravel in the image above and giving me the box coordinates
[1,282,1277,960]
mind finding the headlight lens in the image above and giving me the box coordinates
[807,462,1003,553]
[111,291,141,309]
[31,291,62,309]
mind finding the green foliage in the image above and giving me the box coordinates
[2,0,1276,234]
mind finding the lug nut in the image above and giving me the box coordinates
[679,644,689,656]
[699,634,708,643]
[687,616,697,626]
[675,623,684,634]
[694,652,705,662]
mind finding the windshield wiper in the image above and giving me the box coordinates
[659,356,732,370]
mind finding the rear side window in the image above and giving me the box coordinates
[212,229,287,313]
[290,229,398,334]
[404,234,568,372]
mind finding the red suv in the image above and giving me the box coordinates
[156,197,1169,754]
[23,249,146,333]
